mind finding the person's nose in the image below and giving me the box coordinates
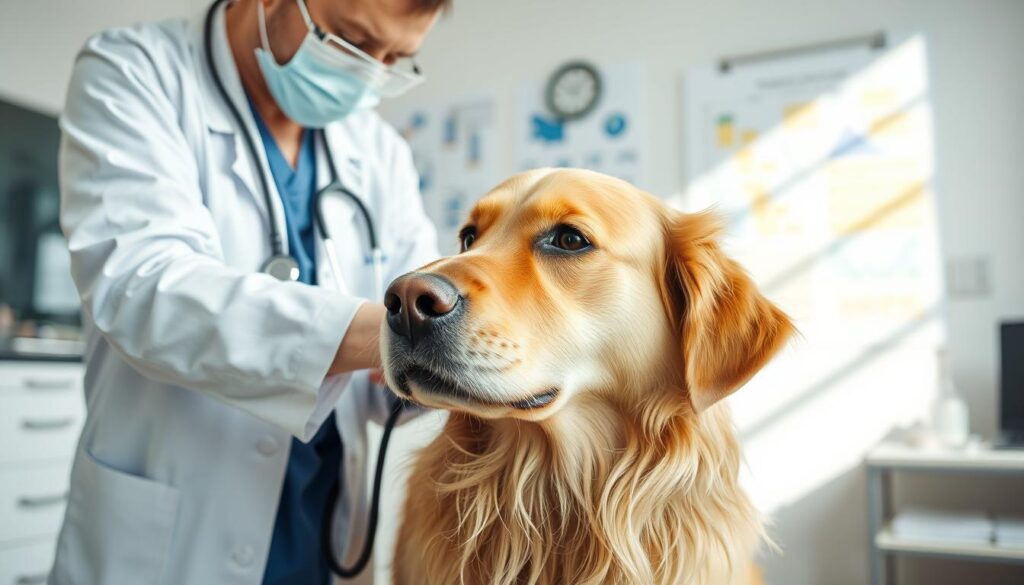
[384,273,462,347]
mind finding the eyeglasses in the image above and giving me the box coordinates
[295,0,425,97]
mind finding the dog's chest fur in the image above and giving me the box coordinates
[393,407,762,585]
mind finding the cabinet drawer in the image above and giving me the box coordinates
[0,463,71,544]
[0,390,84,465]
[0,364,82,393]
[0,537,57,585]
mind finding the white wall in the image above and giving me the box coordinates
[3,1,1023,584]
[0,0,209,114]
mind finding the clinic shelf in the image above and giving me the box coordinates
[866,441,1024,584]
[865,442,1024,473]
[875,525,1024,564]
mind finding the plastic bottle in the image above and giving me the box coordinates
[933,347,969,448]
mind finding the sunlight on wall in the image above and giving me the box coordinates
[679,35,944,514]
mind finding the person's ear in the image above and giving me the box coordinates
[662,211,795,412]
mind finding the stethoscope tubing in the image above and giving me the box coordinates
[204,0,382,294]
[203,0,285,258]
[314,130,384,297]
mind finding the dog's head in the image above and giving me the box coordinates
[381,168,793,420]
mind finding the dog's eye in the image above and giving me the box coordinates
[552,225,591,252]
[459,227,477,252]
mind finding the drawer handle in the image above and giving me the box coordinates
[24,377,75,391]
[21,417,76,431]
[17,491,68,509]
[16,573,48,585]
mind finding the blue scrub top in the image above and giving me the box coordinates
[250,103,341,585]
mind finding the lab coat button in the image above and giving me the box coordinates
[232,544,255,567]
[256,435,280,457]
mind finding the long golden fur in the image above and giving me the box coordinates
[381,169,793,585]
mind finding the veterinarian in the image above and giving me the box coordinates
[52,0,447,583]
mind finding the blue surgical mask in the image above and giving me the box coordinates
[254,1,381,128]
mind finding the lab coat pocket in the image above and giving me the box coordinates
[52,448,180,585]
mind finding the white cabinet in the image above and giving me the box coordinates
[0,381,83,465]
[0,538,57,585]
[0,360,84,584]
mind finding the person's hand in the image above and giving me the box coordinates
[327,303,387,377]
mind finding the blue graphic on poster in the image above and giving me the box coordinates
[604,112,627,137]
[532,115,565,143]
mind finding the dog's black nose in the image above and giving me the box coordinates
[384,273,462,346]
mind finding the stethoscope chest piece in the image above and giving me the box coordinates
[261,254,302,282]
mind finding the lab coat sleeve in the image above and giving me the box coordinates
[364,133,442,425]
[60,34,356,442]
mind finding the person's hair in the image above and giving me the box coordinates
[414,0,452,14]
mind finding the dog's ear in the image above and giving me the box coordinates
[662,211,794,413]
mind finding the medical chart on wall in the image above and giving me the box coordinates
[682,35,946,512]
[514,62,648,188]
[385,95,501,255]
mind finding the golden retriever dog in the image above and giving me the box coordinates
[380,168,793,585]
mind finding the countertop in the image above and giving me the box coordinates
[0,337,83,363]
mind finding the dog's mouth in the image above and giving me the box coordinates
[397,364,559,410]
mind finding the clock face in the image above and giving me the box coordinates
[545,62,602,121]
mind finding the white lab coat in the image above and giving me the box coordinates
[49,3,438,584]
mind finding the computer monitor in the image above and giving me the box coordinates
[0,97,78,322]
[1000,322,1024,433]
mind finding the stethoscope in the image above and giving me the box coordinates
[203,0,383,295]
[203,0,403,578]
